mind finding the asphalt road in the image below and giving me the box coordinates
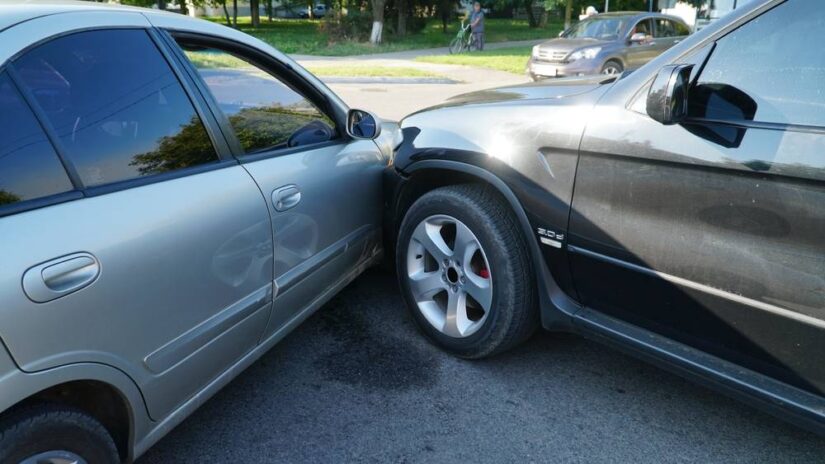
[138,269,824,463]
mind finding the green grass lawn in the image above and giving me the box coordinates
[414,46,532,74]
[206,17,561,56]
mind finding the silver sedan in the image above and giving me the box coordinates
[0,2,395,462]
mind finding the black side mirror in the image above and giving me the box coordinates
[346,109,381,140]
[646,64,693,125]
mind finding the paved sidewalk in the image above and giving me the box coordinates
[291,40,539,120]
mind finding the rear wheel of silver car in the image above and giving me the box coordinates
[601,60,623,75]
[0,405,119,464]
[396,184,537,358]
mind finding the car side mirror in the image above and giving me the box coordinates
[646,64,693,125]
[346,109,381,140]
[629,32,647,43]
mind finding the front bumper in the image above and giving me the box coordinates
[526,57,600,79]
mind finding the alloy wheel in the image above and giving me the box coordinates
[20,450,87,464]
[406,215,492,338]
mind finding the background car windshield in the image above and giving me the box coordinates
[562,18,626,40]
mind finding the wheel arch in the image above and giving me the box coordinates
[7,380,134,462]
[393,159,581,330]
[602,56,626,72]
[0,355,150,463]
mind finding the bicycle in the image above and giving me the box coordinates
[448,20,478,54]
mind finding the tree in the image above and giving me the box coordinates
[130,117,217,175]
[523,0,539,27]
[397,0,407,36]
[543,0,579,29]
[0,190,20,206]
[370,0,386,44]
[265,0,273,21]
[438,0,453,32]
[204,0,234,25]
[251,0,261,26]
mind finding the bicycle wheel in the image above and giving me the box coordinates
[449,37,464,54]
[467,36,477,52]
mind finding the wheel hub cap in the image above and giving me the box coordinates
[406,215,492,338]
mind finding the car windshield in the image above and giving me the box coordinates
[562,18,627,40]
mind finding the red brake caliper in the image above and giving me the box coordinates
[478,268,490,279]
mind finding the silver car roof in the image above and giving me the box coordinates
[0,0,349,113]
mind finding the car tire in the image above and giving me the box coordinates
[601,59,624,75]
[0,404,120,464]
[396,184,537,359]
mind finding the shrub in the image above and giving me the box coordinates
[319,9,374,43]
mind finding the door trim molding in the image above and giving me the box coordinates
[274,224,376,296]
[568,245,825,330]
[143,283,273,374]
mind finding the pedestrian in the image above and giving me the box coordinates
[469,1,485,50]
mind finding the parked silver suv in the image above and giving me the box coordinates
[0,2,391,462]
[527,12,691,79]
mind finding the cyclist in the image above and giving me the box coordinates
[469,1,485,50]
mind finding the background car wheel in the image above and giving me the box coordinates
[396,184,537,358]
[601,60,623,75]
[0,405,120,464]
[448,37,464,54]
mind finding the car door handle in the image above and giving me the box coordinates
[272,185,301,212]
[22,252,100,303]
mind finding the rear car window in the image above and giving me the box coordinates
[655,19,679,37]
[13,29,219,188]
[0,72,73,207]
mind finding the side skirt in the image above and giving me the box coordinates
[572,306,825,436]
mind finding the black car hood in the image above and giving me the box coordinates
[418,74,616,112]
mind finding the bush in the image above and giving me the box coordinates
[407,15,429,34]
[319,10,374,43]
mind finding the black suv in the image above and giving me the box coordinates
[386,0,824,433]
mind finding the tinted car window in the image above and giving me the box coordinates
[14,29,218,188]
[691,0,825,127]
[654,19,676,37]
[673,20,690,36]
[0,72,73,207]
[181,46,336,155]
